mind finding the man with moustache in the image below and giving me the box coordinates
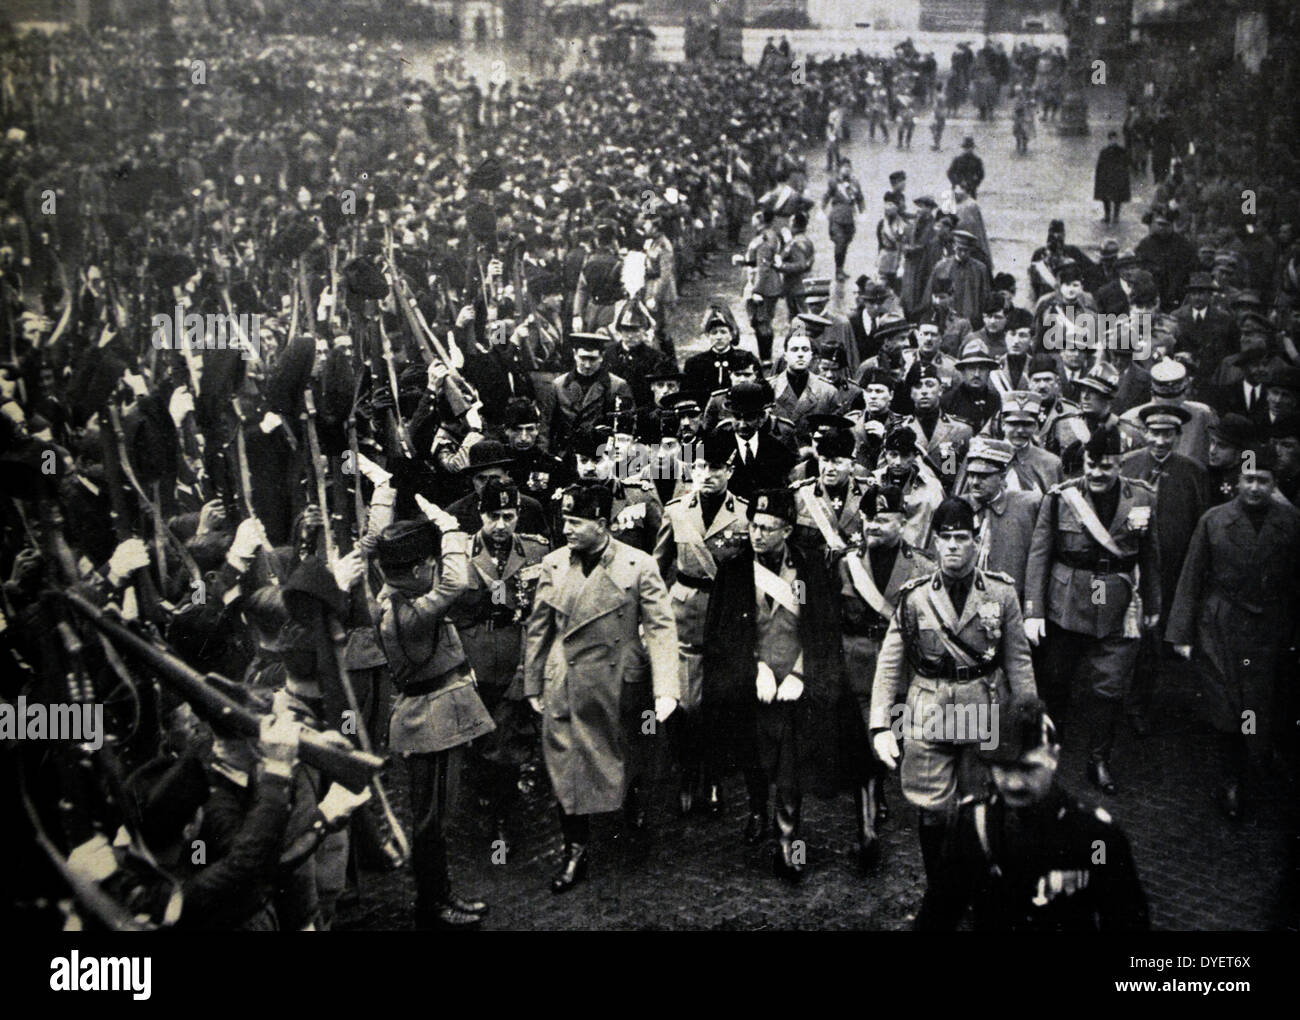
[1024,425,1161,795]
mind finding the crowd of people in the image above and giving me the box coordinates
[3,13,1298,933]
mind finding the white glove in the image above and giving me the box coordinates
[872,729,901,771]
[1173,644,1192,660]
[67,834,120,884]
[775,675,804,702]
[654,697,677,723]
[168,386,196,427]
[755,662,777,704]
[1024,617,1046,645]
[527,695,543,714]
[228,517,268,565]
[122,371,149,397]
[571,316,583,332]
[414,493,461,533]
[318,783,372,826]
[331,549,365,592]
[107,538,150,586]
[455,305,476,328]
[614,502,647,530]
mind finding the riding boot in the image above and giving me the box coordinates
[773,790,804,881]
[1083,695,1120,794]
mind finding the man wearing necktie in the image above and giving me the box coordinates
[1119,404,1208,734]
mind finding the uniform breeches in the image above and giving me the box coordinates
[406,748,461,908]
[829,221,855,270]
[900,738,987,811]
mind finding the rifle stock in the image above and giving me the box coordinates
[59,591,385,793]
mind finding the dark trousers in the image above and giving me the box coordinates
[1043,623,1124,762]
[407,749,457,911]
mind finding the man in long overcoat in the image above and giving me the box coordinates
[524,484,679,892]
[1093,131,1131,225]
[1167,451,1300,820]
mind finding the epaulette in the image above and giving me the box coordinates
[517,533,550,547]
[771,415,797,430]
[901,542,935,561]
[624,477,653,490]
[1123,476,1157,494]
[792,476,817,488]
[708,387,728,399]
[979,569,1016,587]
[898,574,930,594]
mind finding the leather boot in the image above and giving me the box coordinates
[856,781,880,872]
[416,902,484,929]
[550,843,589,893]
[623,780,646,832]
[447,893,488,915]
[772,794,804,881]
[1084,696,1120,794]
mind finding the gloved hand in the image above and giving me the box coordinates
[527,695,543,714]
[415,493,461,534]
[107,538,150,587]
[455,305,476,328]
[654,697,678,723]
[168,386,196,427]
[318,783,372,826]
[755,661,777,704]
[195,498,228,538]
[872,729,901,771]
[258,711,301,777]
[227,516,268,568]
[1173,644,1192,660]
[67,833,120,884]
[614,502,647,530]
[1024,617,1046,645]
[775,675,804,702]
[331,549,365,592]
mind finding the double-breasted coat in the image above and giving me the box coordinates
[523,538,680,814]
[1165,498,1300,743]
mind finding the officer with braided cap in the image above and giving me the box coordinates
[1024,424,1161,795]
[918,696,1149,930]
[869,496,1036,906]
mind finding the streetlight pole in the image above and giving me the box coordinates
[1057,0,1093,136]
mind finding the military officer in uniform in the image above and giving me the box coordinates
[998,390,1064,494]
[900,363,974,490]
[502,397,572,514]
[524,484,680,892]
[375,512,496,929]
[1025,354,1089,456]
[870,497,1037,912]
[957,437,1041,602]
[564,427,663,554]
[1024,425,1162,795]
[791,425,867,558]
[838,483,934,868]
[871,426,945,547]
[920,696,1149,930]
[449,478,549,861]
[654,428,751,815]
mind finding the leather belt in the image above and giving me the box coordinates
[908,655,996,681]
[675,574,714,592]
[397,674,449,698]
[1057,551,1137,574]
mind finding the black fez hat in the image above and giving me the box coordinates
[479,476,519,512]
[1084,423,1123,459]
[343,255,390,300]
[469,156,506,190]
[748,488,796,524]
[377,519,439,570]
[560,483,613,521]
[571,428,607,459]
[859,366,896,390]
[980,695,1057,764]
[1026,353,1059,377]
[861,483,905,519]
[1056,261,1084,283]
[913,363,943,385]
[884,426,918,455]
[815,428,855,460]
[932,496,976,534]
[1243,441,1277,472]
[701,426,737,466]
[503,397,541,426]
